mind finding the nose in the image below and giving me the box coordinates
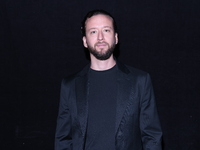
[97,31,104,41]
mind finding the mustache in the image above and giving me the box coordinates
[94,42,109,47]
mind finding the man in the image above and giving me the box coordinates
[55,9,162,150]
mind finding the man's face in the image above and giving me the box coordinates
[82,14,118,60]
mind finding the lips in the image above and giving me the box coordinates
[95,42,108,48]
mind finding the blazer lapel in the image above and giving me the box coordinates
[75,67,89,136]
[115,70,132,133]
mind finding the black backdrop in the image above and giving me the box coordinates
[1,0,200,150]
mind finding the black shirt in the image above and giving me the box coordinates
[85,65,118,150]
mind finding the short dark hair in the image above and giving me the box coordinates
[81,9,117,36]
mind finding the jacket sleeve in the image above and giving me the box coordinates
[55,79,72,150]
[140,74,163,150]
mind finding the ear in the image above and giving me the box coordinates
[82,36,88,48]
[115,33,118,44]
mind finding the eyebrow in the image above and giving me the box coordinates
[88,26,113,31]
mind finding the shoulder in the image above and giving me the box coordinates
[125,65,149,77]
[117,60,149,77]
[62,64,90,85]
[116,61,152,86]
[125,65,151,85]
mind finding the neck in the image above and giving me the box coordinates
[90,55,116,71]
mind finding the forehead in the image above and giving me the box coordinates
[85,14,113,29]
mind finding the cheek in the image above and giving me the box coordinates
[105,35,116,43]
[109,38,117,45]
[87,39,96,46]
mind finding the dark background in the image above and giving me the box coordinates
[1,0,200,150]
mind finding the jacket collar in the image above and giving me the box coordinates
[78,60,130,77]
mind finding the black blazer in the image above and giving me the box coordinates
[55,61,162,150]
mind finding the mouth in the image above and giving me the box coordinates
[95,42,108,48]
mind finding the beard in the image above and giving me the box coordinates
[87,42,116,60]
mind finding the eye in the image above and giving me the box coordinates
[90,30,97,34]
[104,29,110,32]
